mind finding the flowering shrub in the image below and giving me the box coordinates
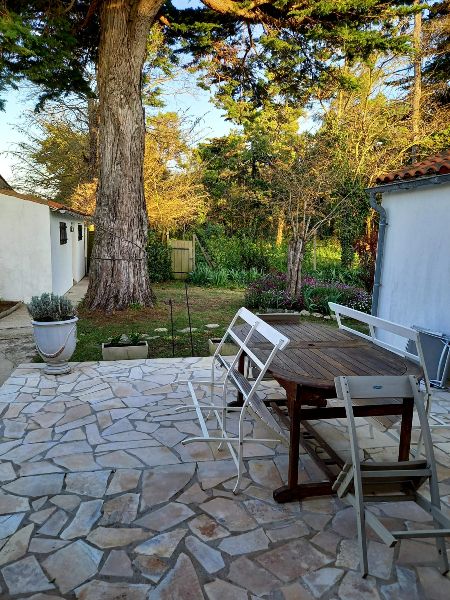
[245,272,371,314]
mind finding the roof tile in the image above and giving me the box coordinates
[376,149,450,184]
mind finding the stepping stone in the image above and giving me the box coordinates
[185,535,225,574]
[0,523,33,566]
[135,502,194,532]
[106,469,141,495]
[148,553,203,600]
[100,493,139,525]
[75,580,151,600]
[61,500,103,539]
[256,539,333,582]
[177,327,198,333]
[87,527,147,548]
[100,550,133,577]
[140,463,195,510]
[188,515,229,542]
[43,540,102,593]
[200,498,257,532]
[134,528,187,558]
[3,474,64,497]
[205,323,220,329]
[154,328,168,332]
[2,555,54,595]
[65,471,110,498]
[219,528,270,555]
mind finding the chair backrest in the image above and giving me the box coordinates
[329,303,430,391]
[335,375,415,402]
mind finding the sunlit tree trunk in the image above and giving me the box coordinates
[411,0,422,162]
[286,237,304,297]
[275,214,285,246]
[85,0,163,310]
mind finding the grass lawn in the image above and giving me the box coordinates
[72,281,245,362]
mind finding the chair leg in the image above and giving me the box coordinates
[434,522,449,574]
[356,505,369,577]
[218,383,228,451]
[233,409,246,494]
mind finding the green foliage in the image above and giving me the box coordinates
[27,293,76,322]
[147,230,172,283]
[188,264,261,289]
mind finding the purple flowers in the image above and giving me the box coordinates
[245,272,372,314]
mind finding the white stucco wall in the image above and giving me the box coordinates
[72,222,86,283]
[50,213,76,296]
[0,193,52,301]
[377,182,450,339]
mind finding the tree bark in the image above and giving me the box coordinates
[275,214,284,247]
[85,0,163,311]
[87,97,99,181]
[286,237,304,297]
[411,0,422,162]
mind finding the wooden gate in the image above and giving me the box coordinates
[169,238,195,279]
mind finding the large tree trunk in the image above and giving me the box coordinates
[286,237,304,297]
[85,0,163,311]
[411,0,422,162]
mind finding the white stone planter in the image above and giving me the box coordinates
[102,342,148,361]
[31,317,78,375]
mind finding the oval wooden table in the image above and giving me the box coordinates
[234,320,422,503]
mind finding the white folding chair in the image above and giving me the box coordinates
[333,375,450,578]
[174,307,290,493]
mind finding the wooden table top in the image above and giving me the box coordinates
[234,321,422,390]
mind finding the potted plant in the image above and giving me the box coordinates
[27,293,78,375]
[102,331,148,361]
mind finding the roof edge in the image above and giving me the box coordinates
[367,172,450,194]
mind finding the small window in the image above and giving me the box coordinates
[78,224,83,241]
[59,222,67,245]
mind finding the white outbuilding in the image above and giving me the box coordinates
[0,180,90,302]
[368,150,450,342]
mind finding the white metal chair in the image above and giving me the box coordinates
[174,307,290,493]
[333,375,450,577]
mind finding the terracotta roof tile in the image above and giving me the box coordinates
[0,188,89,217]
[376,149,450,184]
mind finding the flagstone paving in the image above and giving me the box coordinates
[0,357,449,599]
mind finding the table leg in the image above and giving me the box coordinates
[398,397,414,461]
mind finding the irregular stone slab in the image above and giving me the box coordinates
[228,556,280,596]
[1,442,57,463]
[3,474,64,497]
[60,428,86,443]
[243,499,291,525]
[85,423,104,445]
[0,440,22,456]
[2,555,54,595]
[256,539,333,582]
[141,463,195,509]
[219,528,270,555]
[178,483,208,505]
[54,415,97,433]
[338,571,381,600]
[248,459,283,488]
[56,404,91,426]
[200,498,257,532]
[0,523,33,566]
[135,421,160,434]
[0,462,17,482]
[0,513,25,539]
[302,567,344,597]
[152,427,186,447]
[100,549,133,578]
[46,441,93,459]
[204,578,248,600]
[29,538,70,554]
[0,493,30,515]
[381,566,421,600]
[102,418,134,436]
[197,460,237,489]
[23,428,53,443]
[96,450,143,468]
[148,553,204,600]
[135,502,194,532]
[100,494,139,525]
[32,412,64,428]
[87,527,148,548]
[185,535,225,574]
[188,514,229,542]
[61,500,103,540]
[18,594,64,600]
[43,540,103,593]
[37,509,68,536]
[65,471,111,497]
[103,431,152,442]
[3,419,27,438]
[53,454,101,471]
[134,528,187,558]
[75,580,151,600]
[20,462,64,477]
[29,507,56,525]
[380,500,432,523]
[50,494,81,511]
[106,469,141,495]
[134,554,168,582]
[310,530,340,554]
[127,445,179,466]
[266,522,309,543]
[32,497,48,511]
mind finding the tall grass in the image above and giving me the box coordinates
[188,264,262,288]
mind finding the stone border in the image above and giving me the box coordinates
[0,301,22,320]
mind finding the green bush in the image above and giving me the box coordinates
[147,230,172,283]
[188,264,261,288]
[27,293,76,322]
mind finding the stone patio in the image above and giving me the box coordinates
[0,357,450,599]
